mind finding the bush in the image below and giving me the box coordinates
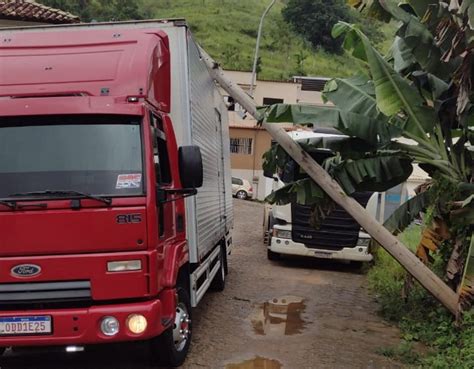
[282,0,352,53]
[368,226,474,368]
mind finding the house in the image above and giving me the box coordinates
[223,70,330,200]
[223,70,429,210]
[0,0,79,27]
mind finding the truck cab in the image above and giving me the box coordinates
[0,20,232,367]
[264,130,376,264]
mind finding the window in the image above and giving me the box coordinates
[230,138,253,155]
[263,97,284,106]
[151,114,171,185]
[232,177,243,185]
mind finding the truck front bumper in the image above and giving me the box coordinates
[0,292,175,347]
[269,237,373,262]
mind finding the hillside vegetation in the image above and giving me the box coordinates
[144,0,366,80]
[41,0,394,80]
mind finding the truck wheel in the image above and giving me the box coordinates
[210,247,226,292]
[267,249,280,261]
[150,287,192,367]
[236,190,248,200]
[0,347,5,356]
[264,215,274,246]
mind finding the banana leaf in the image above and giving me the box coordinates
[380,0,451,78]
[262,103,401,146]
[383,190,432,234]
[450,193,474,226]
[333,22,438,138]
[347,0,392,22]
[388,36,417,72]
[328,153,413,194]
[323,75,383,120]
[265,178,325,206]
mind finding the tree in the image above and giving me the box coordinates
[283,0,353,53]
[263,0,473,312]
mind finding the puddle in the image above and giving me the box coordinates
[250,295,306,336]
[226,356,282,369]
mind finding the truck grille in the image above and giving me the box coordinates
[291,192,372,251]
[0,280,91,309]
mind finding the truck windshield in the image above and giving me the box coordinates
[0,115,144,200]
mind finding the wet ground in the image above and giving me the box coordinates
[0,200,404,369]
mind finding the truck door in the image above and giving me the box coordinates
[151,113,176,240]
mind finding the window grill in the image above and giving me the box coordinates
[230,138,253,155]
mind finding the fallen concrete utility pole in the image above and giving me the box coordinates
[199,47,459,315]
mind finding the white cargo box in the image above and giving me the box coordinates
[0,19,233,265]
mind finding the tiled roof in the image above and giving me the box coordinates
[0,0,79,24]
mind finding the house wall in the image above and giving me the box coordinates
[225,71,330,200]
[225,70,431,204]
[229,126,272,200]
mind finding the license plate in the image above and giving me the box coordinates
[0,316,52,336]
[314,251,333,259]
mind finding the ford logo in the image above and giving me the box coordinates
[11,264,41,278]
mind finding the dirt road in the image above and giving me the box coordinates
[1,200,403,369]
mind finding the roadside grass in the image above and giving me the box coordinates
[368,225,474,368]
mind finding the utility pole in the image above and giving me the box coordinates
[249,0,276,97]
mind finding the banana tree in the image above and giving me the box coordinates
[261,0,473,310]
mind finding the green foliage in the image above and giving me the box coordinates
[282,0,385,53]
[368,227,474,368]
[376,340,421,365]
[144,0,363,79]
[40,0,394,80]
[383,190,431,235]
[282,0,353,53]
[40,0,149,21]
[262,1,473,209]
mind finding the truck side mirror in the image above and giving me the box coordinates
[178,145,203,189]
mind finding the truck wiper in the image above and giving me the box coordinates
[0,200,17,210]
[8,190,112,206]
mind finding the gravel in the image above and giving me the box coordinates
[1,200,404,369]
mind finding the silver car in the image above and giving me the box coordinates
[231,176,253,200]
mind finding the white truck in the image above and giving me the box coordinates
[264,130,376,265]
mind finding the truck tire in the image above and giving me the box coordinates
[0,347,5,356]
[210,247,226,292]
[264,214,275,246]
[150,286,192,367]
[267,249,280,261]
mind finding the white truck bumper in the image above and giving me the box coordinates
[269,236,373,262]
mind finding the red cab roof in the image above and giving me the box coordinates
[0,27,170,114]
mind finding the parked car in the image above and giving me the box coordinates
[232,177,253,200]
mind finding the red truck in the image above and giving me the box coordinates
[0,19,233,367]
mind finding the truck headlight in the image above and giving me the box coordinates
[100,316,119,336]
[107,260,142,272]
[127,314,147,334]
[273,229,291,239]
